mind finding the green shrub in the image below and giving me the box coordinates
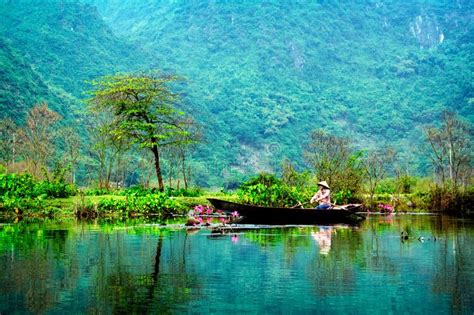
[0,195,44,212]
[165,187,203,197]
[84,188,111,196]
[396,175,417,194]
[375,178,397,194]
[96,193,183,215]
[130,193,182,213]
[121,185,204,198]
[238,173,305,207]
[332,189,355,205]
[0,173,36,199]
[97,198,127,212]
[0,173,76,212]
[121,185,157,197]
[33,180,76,198]
[427,184,473,214]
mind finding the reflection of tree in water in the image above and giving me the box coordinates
[431,221,474,313]
[358,215,473,313]
[0,224,202,314]
[245,227,313,249]
[92,231,201,314]
[3,248,57,314]
[0,224,79,314]
[1,217,473,313]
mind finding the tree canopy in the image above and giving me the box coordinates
[88,72,198,190]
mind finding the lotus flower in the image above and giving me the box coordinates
[194,205,204,214]
[219,217,229,224]
[378,204,394,213]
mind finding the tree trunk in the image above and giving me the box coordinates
[181,152,188,190]
[151,145,164,191]
[106,154,115,190]
[168,158,173,189]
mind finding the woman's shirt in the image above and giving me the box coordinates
[314,188,331,205]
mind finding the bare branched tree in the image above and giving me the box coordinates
[18,103,62,178]
[362,148,395,209]
[425,111,472,188]
[304,129,363,201]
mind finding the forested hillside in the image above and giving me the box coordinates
[1,1,472,187]
[0,1,153,122]
[90,1,473,179]
[0,38,70,122]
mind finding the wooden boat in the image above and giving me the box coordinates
[208,198,365,225]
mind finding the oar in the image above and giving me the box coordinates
[291,201,311,208]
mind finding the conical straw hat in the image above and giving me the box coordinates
[317,181,330,189]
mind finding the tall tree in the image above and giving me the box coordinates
[362,148,395,209]
[59,127,81,184]
[425,111,472,188]
[164,118,201,189]
[88,72,197,191]
[304,129,363,201]
[0,118,18,168]
[86,111,129,189]
[18,103,61,178]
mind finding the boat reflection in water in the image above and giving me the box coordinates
[311,226,334,255]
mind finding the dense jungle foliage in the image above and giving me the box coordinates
[0,0,472,189]
[89,1,474,181]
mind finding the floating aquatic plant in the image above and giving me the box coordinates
[188,205,241,226]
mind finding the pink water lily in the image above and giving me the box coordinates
[378,204,394,212]
[190,205,238,226]
[194,205,204,214]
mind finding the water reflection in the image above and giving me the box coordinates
[311,226,333,255]
[0,215,473,314]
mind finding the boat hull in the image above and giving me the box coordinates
[208,198,365,225]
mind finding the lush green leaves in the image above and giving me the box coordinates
[96,193,183,215]
[238,173,305,207]
[87,72,199,189]
[0,173,76,211]
[1,1,473,187]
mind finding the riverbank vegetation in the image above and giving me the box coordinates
[0,76,472,220]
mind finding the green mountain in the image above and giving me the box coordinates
[90,1,473,177]
[0,1,154,121]
[0,37,70,122]
[1,1,472,186]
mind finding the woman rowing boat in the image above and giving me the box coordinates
[310,181,331,210]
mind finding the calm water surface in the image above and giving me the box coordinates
[0,214,473,314]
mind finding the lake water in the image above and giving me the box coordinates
[0,214,473,314]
